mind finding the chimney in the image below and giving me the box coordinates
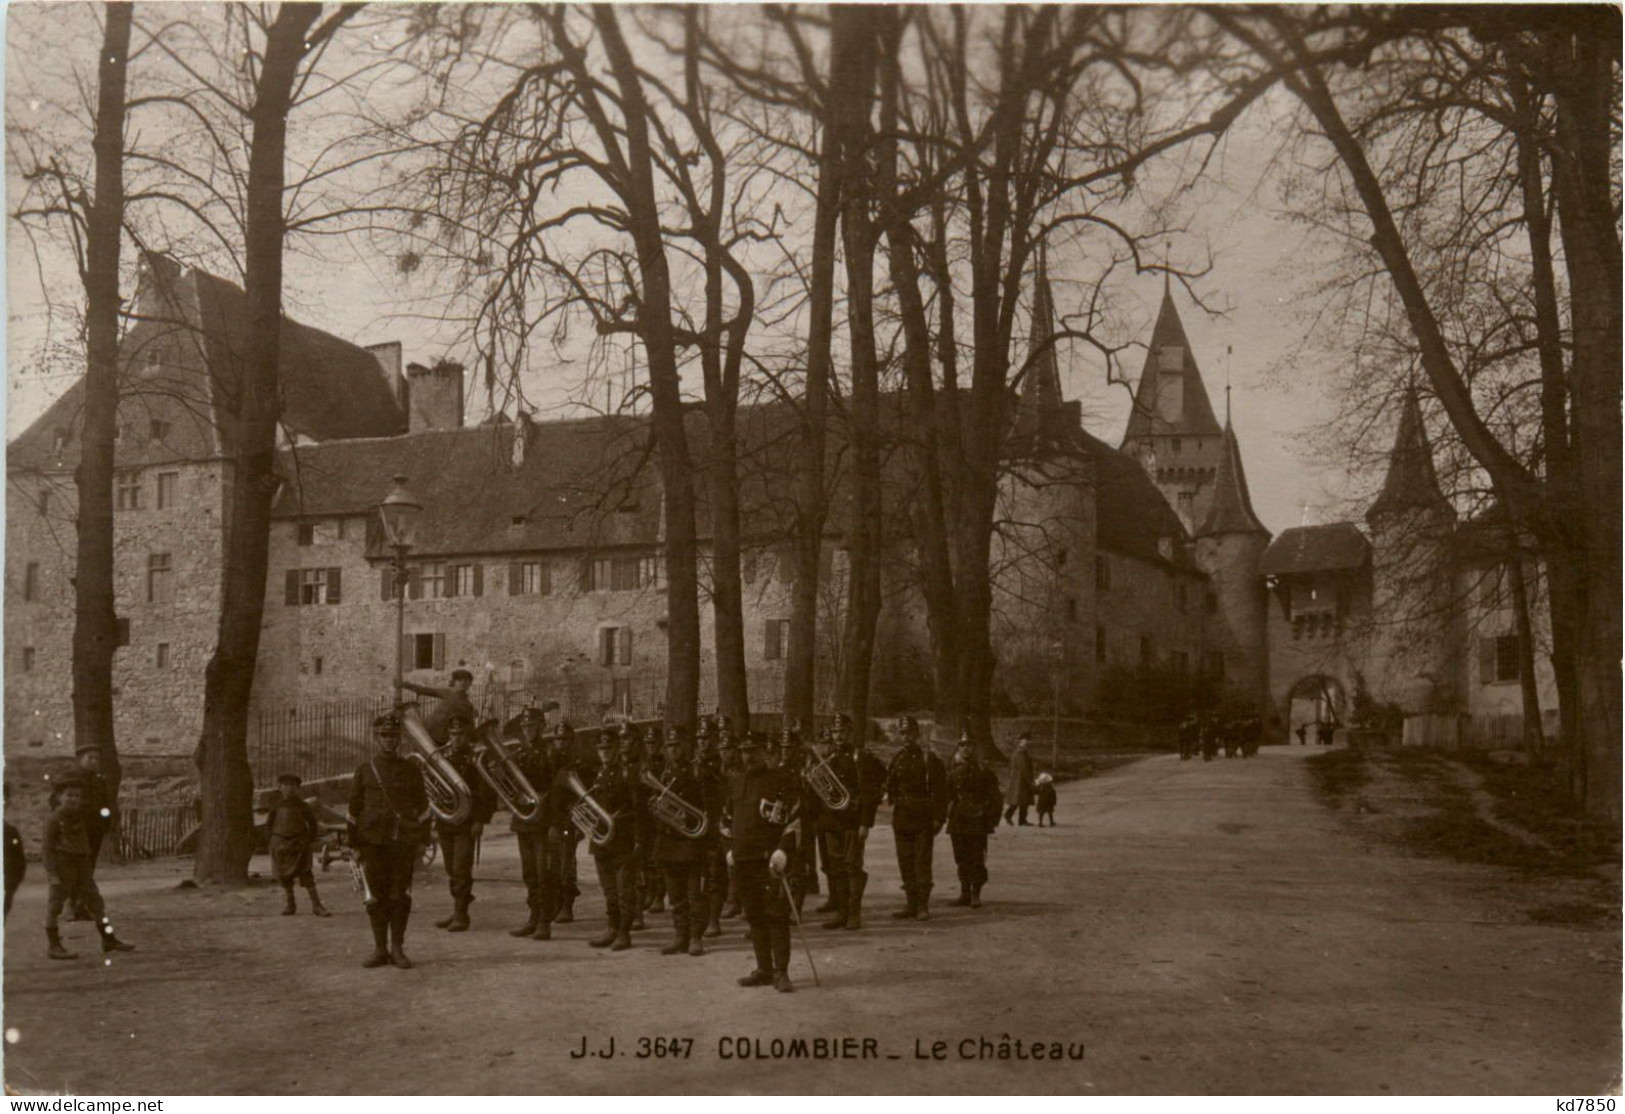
[406,358,465,432]
[365,341,408,419]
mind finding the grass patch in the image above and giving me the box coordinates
[1306,747,1371,806]
[1461,752,1620,873]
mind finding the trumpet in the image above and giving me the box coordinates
[473,721,543,823]
[400,708,473,826]
[348,852,375,905]
[564,770,616,846]
[805,750,852,812]
[639,769,708,839]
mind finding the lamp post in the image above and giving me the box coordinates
[377,474,422,709]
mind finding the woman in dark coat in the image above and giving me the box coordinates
[1002,735,1035,826]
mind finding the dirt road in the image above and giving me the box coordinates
[4,746,1617,1094]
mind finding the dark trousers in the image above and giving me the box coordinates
[893,827,935,898]
[359,840,419,908]
[593,851,638,928]
[821,826,858,903]
[560,834,581,900]
[1002,804,1030,824]
[516,830,558,920]
[661,860,706,940]
[439,828,477,906]
[45,854,105,933]
[734,857,791,975]
[950,833,989,888]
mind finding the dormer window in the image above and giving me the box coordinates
[149,419,171,441]
[1157,537,1174,561]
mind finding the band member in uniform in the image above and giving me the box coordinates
[348,713,431,969]
[885,716,947,920]
[717,718,744,924]
[434,715,497,932]
[550,722,585,923]
[635,729,667,919]
[509,708,557,939]
[945,733,1002,908]
[267,774,330,917]
[777,725,819,912]
[696,722,728,938]
[812,726,860,929]
[725,732,801,993]
[650,726,709,956]
[585,726,640,951]
[400,668,477,745]
[847,713,887,931]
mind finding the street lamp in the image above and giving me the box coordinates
[377,473,422,706]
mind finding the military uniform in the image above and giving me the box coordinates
[552,740,588,923]
[508,726,557,939]
[812,744,860,929]
[946,752,1002,907]
[649,754,710,955]
[696,735,729,938]
[435,743,497,931]
[726,752,801,991]
[348,747,430,968]
[585,749,641,951]
[848,742,887,929]
[885,736,948,919]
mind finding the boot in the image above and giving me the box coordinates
[916,885,932,921]
[950,884,972,907]
[844,871,867,931]
[736,925,773,985]
[738,969,773,987]
[892,891,917,919]
[282,886,298,916]
[704,890,724,938]
[555,891,575,924]
[100,929,135,953]
[388,900,414,969]
[820,882,847,929]
[969,883,983,909]
[774,971,795,994]
[363,904,392,968]
[306,884,331,917]
[447,896,471,933]
[47,929,77,960]
[588,901,619,947]
[610,907,634,951]
[435,901,457,930]
[661,932,689,956]
[688,932,706,957]
[510,904,541,938]
[531,896,554,940]
[722,900,741,920]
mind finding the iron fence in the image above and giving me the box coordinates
[115,803,195,861]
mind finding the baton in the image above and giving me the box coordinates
[778,870,821,988]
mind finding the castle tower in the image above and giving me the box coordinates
[1364,388,1457,712]
[1120,284,1225,533]
[1194,417,1272,709]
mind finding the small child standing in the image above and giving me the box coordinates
[1034,771,1058,827]
[267,774,330,917]
[44,783,134,959]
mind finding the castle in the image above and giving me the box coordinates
[5,256,1557,760]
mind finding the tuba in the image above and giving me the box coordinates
[640,769,708,839]
[805,747,852,812]
[400,707,473,826]
[564,770,616,846]
[472,720,543,823]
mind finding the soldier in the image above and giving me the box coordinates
[584,727,639,952]
[812,726,860,929]
[266,773,330,917]
[717,719,744,924]
[508,708,557,940]
[725,732,801,993]
[348,712,431,969]
[433,715,497,932]
[885,717,947,920]
[650,726,709,957]
[945,734,1002,909]
[550,723,586,923]
[696,717,728,939]
[400,668,477,745]
[847,713,887,931]
[778,725,819,912]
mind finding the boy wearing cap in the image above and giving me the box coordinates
[267,774,330,917]
[43,782,134,959]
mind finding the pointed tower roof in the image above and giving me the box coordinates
[1018,248,1065,425]
[1120,286,1224,445]
[1197,420,1269,537]
[1367,388,1450,521]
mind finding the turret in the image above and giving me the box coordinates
[1195,419,1272,709]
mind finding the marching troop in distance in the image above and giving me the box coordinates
[327,667,1008,992]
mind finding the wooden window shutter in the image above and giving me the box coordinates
[509,563,522,596]
[433,633,446,670]
[472,564,484,597]
[1478,637,1496,685]
[618,627,633,666]
[326,567,341,604]
[599,628,614,665]
[284,569,300,606]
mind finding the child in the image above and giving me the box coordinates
[43,783,133,959]
[5,782,26,917]
[1034,771,1057,827]
[267,774,330,917]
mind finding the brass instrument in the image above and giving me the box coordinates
[472,720,543,823]
[400,707,473,826]
[564,770,616,846]
[348,852,375,904]
[639,769,708,839]
[805,748,852,812]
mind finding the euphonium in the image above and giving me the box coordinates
[805,750,852,812]
[400,708,473,826]
[639,769,708,839]
[564,770,616,846]
[472,721,542,823]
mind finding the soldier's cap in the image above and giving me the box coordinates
[521,705,545,723]
[450,668,474,685]
[373,712,402,732]
[736,733,765,751]
[278,773,302,787]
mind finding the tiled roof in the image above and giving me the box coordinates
[1257,523,1371,577]
[1120,287,1224,444]
[1197,421,1269,537]
[1079,429,1197,570]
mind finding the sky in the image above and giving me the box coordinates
[4,6,1366,539]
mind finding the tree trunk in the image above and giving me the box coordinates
[1506,553,1544,756]
[71,1,133,809]
[194,4,326,886]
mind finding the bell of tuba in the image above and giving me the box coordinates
[639,769,708,839]
[806,749,852,812]
[473,720,543,823]
[400,708,473,826]
[564,770,616,846]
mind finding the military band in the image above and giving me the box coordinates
[348,712,432,969]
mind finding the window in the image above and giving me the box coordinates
[116,471,143,511]
[509,561,550,596]
[422,563,446,599]
[641,553,664,590]
[297,523,315,547]
[313,656,323,676]
[22,647,35,673]
[586,554,650,592]
[147,553,174,604]
[599,626,633,666]
[411,632,444,671]
[156,472,179,510]
[447,564,482,598]
[1177,491,1193,518]
[114,617,130,648]
[1483,634,1521,684]
[149,419,171,441]
[1159,345,1185,372]
[337,518,349,541]
[1171,438,1182,454]
[155,643,170,669]
[612,556,641,591]
[53,428,69,455]
[764,619,790,661]
[1095,626,1107,664]
[1095,556,1111,591]
[23,561,40,602]
[285,567,342,606]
